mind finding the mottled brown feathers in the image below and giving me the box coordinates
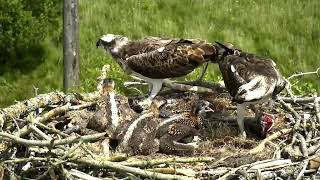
[102,35,217,79]
[218,51,286,99]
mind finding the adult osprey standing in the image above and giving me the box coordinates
[96,34,217,110]
[215,42,287,138]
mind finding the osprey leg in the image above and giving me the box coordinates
[138,79,164,109]
[237,103,247,138]
[195,62,209,82]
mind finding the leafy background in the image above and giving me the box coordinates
[0,0,319,107]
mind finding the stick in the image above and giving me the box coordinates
[0,91,66,128]
[147,168,196,177]
[34,121,70,137]
[75,158,194,180]
[18,102,94,137]
[314,94,320,124]
[3,157,50,164]
[296,160,309,180]
[296,133,308,158]
[163,79,213,93]
[124,79,214,94]
[279,96,320,104]
[308,143,320,155]
[287,67,320,80]
[121,157,214,168]
[29,124,52,140]
[249,128,292,154]
[277,98,302,129]
[124,81,148,87]
[0,132,106,147]
[69,169,101,180]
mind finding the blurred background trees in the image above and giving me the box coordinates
[0,0,61,71]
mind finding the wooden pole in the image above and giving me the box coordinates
[63,0,80,91]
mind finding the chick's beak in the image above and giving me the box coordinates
[204,106,214,113]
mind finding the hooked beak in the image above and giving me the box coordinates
[96,39,103,48]
[215,41,235,55]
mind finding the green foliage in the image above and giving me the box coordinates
[0,0,62,106]
[0,0,319,107]
[0,0,61,66]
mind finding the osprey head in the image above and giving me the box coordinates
[96,34,129,52]
[192,100,214,117]
[215,41,242,60]
[101,78,115,94]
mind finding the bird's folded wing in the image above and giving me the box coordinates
[126,45,207,79]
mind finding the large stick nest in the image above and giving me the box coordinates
[0,65,319,180]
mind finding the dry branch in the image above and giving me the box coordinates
[0,132,106,147]
[0,91,65,128]
[277,98,302,129]
[280,96,320,104]
[287,67,320,80]
[296,133,309,158]
[75,158,194,180]
[121,157,214,168]
[314,94,320,124]
[249,128,292,154]
[124,79,214,94]
[18,102,95,137]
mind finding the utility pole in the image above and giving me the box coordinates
[63,0,80,91]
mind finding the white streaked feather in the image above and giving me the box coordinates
[101,34,115,43]
[122,112,154,147]
[109,92,119,128]
[230,65,236,72]
[157,47,165,52]
[158,114,183,127]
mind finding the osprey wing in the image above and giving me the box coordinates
[126,39,216,79]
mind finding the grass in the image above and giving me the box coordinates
[1,0,320,107]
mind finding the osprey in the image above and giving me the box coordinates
[215,42,287,138]
[96,34,217,109]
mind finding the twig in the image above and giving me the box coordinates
[121,157,214,168]
[296,133,308,158]
[308,143,320,155]
[61,141,84,160]
[29,124,52,140]
[163,79,213,93]
[296,160,309,180]
[18,102,94,137]
[147,168,196,177]
[279,96,320,104]
[124,81,148,87]
[3,157,51,164]
[18,103,71,137]
[287,67,320,80]
[0,91,66,129]
[277,97,302,129]
[34,121,69,137]
[75,158,194,180]
[69,169,101,180]
[0,132,106,147]
[124,79,214,94]
[249,128,292,154]
[314,94,320,124]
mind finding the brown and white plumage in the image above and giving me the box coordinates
[96,34,217,109]
[215,42,286,138]
[157,100,212,155]
[112,100,165,155]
